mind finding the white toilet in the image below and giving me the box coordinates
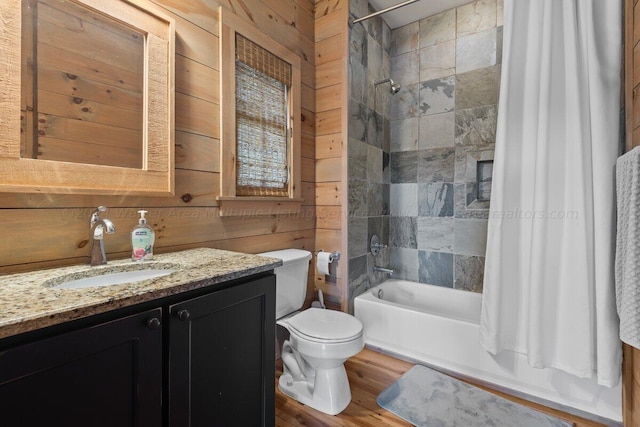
[259,249,364,416]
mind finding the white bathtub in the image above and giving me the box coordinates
[354,279,622,423]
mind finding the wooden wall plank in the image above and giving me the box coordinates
[175,54,219,104]
[315,157,341,182]
[315,182,341,205]
[316,83,342,112]
[175,92,219,138]
[316,132,343,158]
[315,7,344,42]
[316,59,343,89]
[316,33,343,65]
[315,108,341,135]
[314,0,343,19]
[316,206,342,229]
[175,131,219,172]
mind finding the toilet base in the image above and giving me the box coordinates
[278,365,352,415]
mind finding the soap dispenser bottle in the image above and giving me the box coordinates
[131,210,155,261]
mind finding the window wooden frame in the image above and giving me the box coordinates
[217,8,302,216]
[0,0,175,196]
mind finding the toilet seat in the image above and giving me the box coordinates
[287,308,363,343]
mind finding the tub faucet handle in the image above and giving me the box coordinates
[370,234,387,256]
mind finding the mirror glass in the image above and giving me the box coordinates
[20,0,145,169]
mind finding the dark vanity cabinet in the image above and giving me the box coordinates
[169,275,275,426]
[0,308,163,427]
[0,274,275,427]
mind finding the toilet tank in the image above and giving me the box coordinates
[259,249,312,319]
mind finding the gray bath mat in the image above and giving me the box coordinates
[377,365,572,427]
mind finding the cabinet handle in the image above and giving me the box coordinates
[177,309,190,321]
[147,317,161,330]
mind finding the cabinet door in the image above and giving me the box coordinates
[0,308,163,427]
[169,275,275,427]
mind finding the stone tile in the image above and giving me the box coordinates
[456,28,497,74]
[417,217,454,252]
[374,84,390,116]
[368,182,385,216]
[368,10,384,46]
[391,183,418,216]
[349,177,368,217]
[367,110,383,149]
[348,99,369,141]
[454,183,490,219]
[419,76,455,116]
[418,182,454,217]
[367,145,383,183]
[348,254,370,313]
[348,217,368,258]
[349,21,367,67]
[455,65,500,110]
[349,0,368,18]
[419,112,455,149]
[390,216,417,249]
[418,148,455,183]
[454,218,488,256]
[383,21,392,54]
[453,143,495,183]
[418,250,454,287]
[419,40,455,81]
[497,0,504,27]
[391,22,419,56]
[349,58,367,104]
[391,118,419,152]
[368,216,389,250]
[391,50,420,86]
[454,255,485,292]
[383,43,392,80]
[390,247,419,281]
[382,151,390,184]
[367,35,383,80]
[455,105,498,146]
[348,138,368,181]
[419,9,456,48]
[456,0,497,38]
[382,183,390,215]
[391,82,420,120]
[390,150,418,183]
[383,116,391,152]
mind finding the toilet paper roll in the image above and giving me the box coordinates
[317,251,333,276]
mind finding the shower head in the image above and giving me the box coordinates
[374,78,401,94]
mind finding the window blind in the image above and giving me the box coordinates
[235,34,292,197]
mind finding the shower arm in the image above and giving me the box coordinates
[351,0,420,25]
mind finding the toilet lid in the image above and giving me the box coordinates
[287,308,363,342]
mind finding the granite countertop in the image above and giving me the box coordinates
[0,248,282,340]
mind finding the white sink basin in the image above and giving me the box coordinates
[45,264,178,290]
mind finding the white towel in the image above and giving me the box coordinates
[615,146,640,349]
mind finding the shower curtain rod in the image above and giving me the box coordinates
[351,0,420,24]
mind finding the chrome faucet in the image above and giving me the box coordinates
[373,266,394,275]
[89,206,116,266]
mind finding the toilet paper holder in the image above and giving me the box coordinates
[316,250,341,261]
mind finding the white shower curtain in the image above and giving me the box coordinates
[479,0,622,387]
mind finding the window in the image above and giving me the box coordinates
[218,10,302,215]
[235,35,290,196]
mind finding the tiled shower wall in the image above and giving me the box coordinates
[388,0,503,292]
[347,0,392,311]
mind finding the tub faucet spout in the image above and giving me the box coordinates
[373,266,394,275]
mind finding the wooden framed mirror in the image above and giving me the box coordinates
[0,0,175,195]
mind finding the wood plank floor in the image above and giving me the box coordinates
[275,347,609,427]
